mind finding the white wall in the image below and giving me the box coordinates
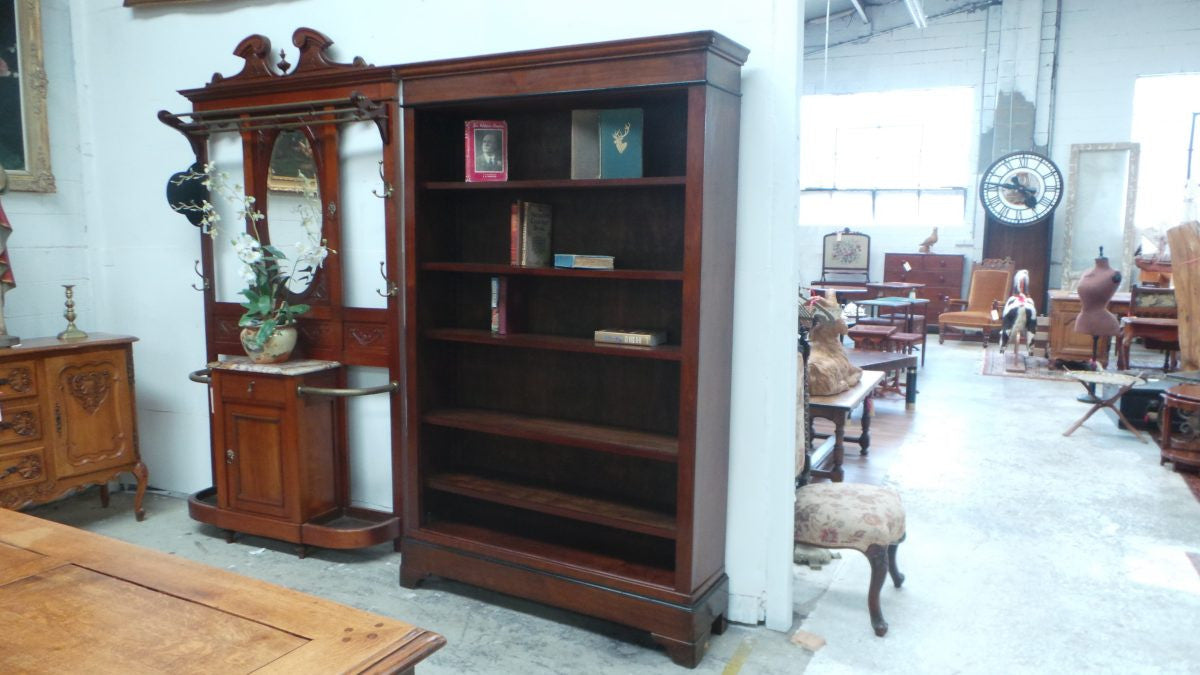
[54,0,801,628]
[802,5,991,288]
[3,0,92,339]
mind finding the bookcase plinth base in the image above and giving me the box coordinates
[399,536,728,668]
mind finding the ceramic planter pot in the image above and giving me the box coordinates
[240,325,298,364]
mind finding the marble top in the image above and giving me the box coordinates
[209,356,341,376]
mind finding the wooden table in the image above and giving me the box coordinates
[847,349,918,410]
[1160,383,1200,471]
[1115,316,1179,371]
[866,281,924,297]
[1062,370,1147,443]
[847,324,897,350]
[0,509,445,674]
[808,370,885,482]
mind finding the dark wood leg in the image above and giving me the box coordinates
[888,541,905,588]
[399,564,427,589]
[132,461,148,522]
[296,544,309,559]
[711,614,728,635]
[905,366,917,411]
[859,398,873,455]
[99,483,110,508]
[652,633,706,669]
[865,544,889,637]
[832,413,846,482]
[224,529,237,543]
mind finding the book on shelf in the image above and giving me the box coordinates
[490,276,507,335]
[464,119,508,182]
[554,253,614,270]
[593,329,667,346]
[570,110,601,179]
[598,108,643,179]
[510,200,552,267]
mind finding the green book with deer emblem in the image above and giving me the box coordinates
[598,108,643,179]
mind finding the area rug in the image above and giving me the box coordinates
[980,348,1074,382]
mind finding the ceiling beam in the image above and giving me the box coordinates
[849,0,870,24]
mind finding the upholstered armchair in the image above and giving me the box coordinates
[937,258,1015,346]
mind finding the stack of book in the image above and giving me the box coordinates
[554,254,614,270]
[593,329,667,346]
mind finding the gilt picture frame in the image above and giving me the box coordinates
[0,0,53,192]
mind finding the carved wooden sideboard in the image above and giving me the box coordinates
[1047,290,1130,367]
[0,334,147,520]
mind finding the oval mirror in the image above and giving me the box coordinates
[266,130,324,294]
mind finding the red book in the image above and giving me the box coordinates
[509,201,521,266]
[465,120,508,182]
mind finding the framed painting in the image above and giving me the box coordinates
[0,0,52,192]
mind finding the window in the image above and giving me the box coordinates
[799,87,974,227]
[1131,73,1200,249]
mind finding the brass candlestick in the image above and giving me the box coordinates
[56,284,87,340]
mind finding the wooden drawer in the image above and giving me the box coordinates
[217,372,290,406]
[0,401,42,447]
[887,270,956,286]
[0,447,47,490]
[0,361,37,401]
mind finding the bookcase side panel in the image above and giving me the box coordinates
[681,85,740,590]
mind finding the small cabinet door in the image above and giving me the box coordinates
[218,401,294,519]
[45,348,135,479]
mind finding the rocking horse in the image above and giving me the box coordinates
[999,269,1036,365]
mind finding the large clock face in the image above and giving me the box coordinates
[979,151,1063,226]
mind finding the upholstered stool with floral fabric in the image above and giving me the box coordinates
[795,482,907,636]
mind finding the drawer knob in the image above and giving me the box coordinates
[226,449,236,464]
[246,381,255,394]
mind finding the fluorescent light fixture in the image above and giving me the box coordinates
[903,0,928,29]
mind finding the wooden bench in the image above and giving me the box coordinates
[807,370,885,482]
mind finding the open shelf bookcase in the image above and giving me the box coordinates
[398,32,748,667]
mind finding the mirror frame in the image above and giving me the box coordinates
[1060,142,1140,290]
[2,0,53,192]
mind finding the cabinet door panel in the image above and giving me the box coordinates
[45,349,134,478]
[221,402,291,519]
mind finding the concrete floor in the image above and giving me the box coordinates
[26,340,1200,673]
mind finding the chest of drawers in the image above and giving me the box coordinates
[882,253,965,323]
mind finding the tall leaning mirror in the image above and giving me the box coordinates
[1060,142,1140,291]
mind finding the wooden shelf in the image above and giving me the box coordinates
[419,262,683,281]
[421,177,686,190]
[420,520,674,588]
[425,328,682,361]
[426,472,676,539]
[423,408,678,461]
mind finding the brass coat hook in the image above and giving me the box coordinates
[372,160,394,198]
[191,259,211,291]
[377,261,398,297]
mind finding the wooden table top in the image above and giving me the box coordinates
[0,509,444,674]
[846,348,917,371]
[809,370,885,410]
[847,324,898,337]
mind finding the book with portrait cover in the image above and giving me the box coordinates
[509,200,552,267]
[465,120,508,182]
[598,108,643,179]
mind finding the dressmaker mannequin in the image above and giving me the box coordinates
[1073,247,1122,400]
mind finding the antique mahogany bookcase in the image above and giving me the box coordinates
[396,33,747,667]
[165,28,746,667]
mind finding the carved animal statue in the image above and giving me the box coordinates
[1000,269,1036,357]
[799,292,862,396]
[918,227,938,254]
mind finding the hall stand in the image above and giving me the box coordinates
[163,29,403,554]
